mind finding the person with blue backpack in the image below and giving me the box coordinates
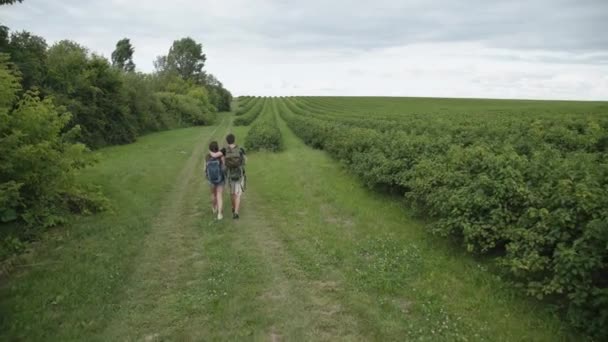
[205,141,225,220]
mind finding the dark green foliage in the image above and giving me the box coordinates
[111,38,135,72]
[0,55,105,231]
[208,85,232,112]
[0,26,9,51]
[204,74,232,111]
[245,99,282,151]
[155,39,231,112]
[164,37,206,82]
[121,72,166,133]
[279,96,608,339]
[5,31,47,91]
[157,91,216,126]
[46,41,136,147]
[0,25,230,254]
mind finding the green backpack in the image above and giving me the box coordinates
[225,146,243,181]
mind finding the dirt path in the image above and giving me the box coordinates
[101,115,232,339]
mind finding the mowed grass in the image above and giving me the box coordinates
[0,125,216,340]
[211,112,580,340]
[0,105,585,340]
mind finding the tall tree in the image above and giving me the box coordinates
[153,55,167,73]
[111,38,135,72]
[0,26,9,52]
[165,37,206,82]
[7,31,47,90]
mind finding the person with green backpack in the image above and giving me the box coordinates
[209,133,246,219]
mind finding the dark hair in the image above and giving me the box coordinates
[226,133,236,144]
[209,141,219,152]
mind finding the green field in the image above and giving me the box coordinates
[1,96,606,340]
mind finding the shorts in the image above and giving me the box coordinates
[228,178,245,195]
[208,180,225,188]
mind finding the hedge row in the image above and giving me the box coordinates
[279,97,608,339]
[234,97,265,126]
[0,57,105,246]
[245,98,282,151]
[235,96,256,115]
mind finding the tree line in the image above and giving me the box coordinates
[1,0,232,255]
[0,30,232,147]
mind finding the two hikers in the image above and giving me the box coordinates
[205,133,246,220]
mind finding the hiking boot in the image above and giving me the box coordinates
[231,207,235,214]
[218,212,223,220]
[233,213,239,220]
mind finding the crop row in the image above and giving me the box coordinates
[278,96,608,338]
[244,98,282,151]
[235,96,258,115]
[234,97,266,126]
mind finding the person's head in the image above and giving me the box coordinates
[226,133,236,145]
[209,141,219,152]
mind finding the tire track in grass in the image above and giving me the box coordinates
[100,116,231,340]
[231,107,363,341]
[240,194,362,341]
[270,98,580,341]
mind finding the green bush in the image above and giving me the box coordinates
[156,91,215,127]
[235,96,257,116]
[45,41,137,148]
[234,98,265,125]
[245,99,282,151]
[122,72,166,133]
[279,96,608,339]
[0,55,105,231]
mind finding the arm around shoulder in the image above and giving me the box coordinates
[209,150,223,158]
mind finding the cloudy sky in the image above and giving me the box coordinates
[2,0,608,100]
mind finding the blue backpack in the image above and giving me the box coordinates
[206,158,223,185]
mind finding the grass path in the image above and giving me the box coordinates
[100,114,232,339]
[0,106,583,340]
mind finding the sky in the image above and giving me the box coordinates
[2,0,608,100]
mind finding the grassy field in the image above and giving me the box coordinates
[0,100,592,340]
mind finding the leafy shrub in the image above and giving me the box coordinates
[0,55,105,231]
[46,41,136,148]
[235,96,257,116]
[245,99,282,151]
[156,91,215,127]
[234,98,265,125]
[280,96,608,339]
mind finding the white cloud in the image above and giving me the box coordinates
[1,0,607,100]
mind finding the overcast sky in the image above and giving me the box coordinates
[2,0,608,100]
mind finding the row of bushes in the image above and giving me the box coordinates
[0,56,106,245]
[235,96,257,115]
[280,97,608,339]
[1,27,230,253]
[245,98,283,152]
[234,97,265,126]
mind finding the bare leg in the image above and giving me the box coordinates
[211,187,217,212]
[216,186,223,215]
[234,194,241,214]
